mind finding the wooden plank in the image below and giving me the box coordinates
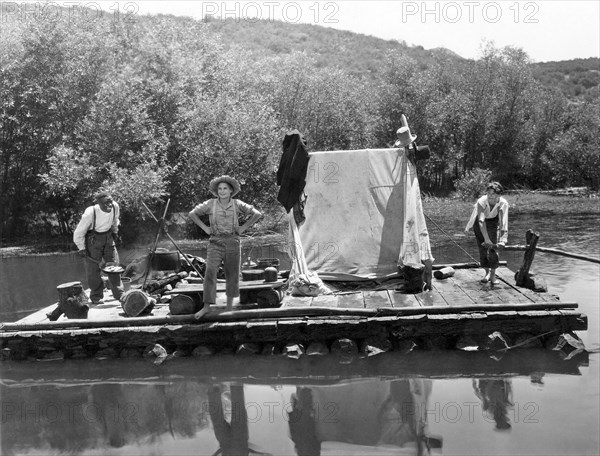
[456,268,532,304]
[414,290,448,307]
[432,278,478,305]
[449,270,503,306]
[311,294,339,308]
[336,292,365,309]
[363,291,392,309]
[387,290,421,308]
[281,296,313,308]
[431,277,463,293]
[494,268,559,302]
[437,291,478,307]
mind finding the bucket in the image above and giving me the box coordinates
[257,258,279,270]
[121,277,132,292]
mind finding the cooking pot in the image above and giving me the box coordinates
[150,249,180,271]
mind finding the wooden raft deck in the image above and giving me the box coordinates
[0,266,587,361]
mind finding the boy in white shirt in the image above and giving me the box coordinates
[465,182,509,285]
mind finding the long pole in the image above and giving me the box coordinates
[504,245,600,265]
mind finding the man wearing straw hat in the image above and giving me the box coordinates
[73,190,123,305]
[188,175,262,318]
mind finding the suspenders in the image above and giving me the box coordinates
[90,202,115,233]
[211,199,238,234]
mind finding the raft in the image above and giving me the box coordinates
[0,262,587,362]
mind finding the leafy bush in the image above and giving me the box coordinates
[454,168,492,201]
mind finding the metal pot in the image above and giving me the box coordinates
[150,250,180,271]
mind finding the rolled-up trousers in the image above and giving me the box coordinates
[203,234,241,305]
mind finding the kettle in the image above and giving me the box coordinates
[242,256,257,269]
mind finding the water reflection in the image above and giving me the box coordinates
[1,372,444,456]
[472,379,513,431]
[288,379,442,455]
[207,383,272,456]
[1,345,592,456]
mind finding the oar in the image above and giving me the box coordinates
[141,201,204,279]
[504,244,600,265]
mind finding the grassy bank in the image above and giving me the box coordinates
[2,192,598,258]
[423,191,600,221]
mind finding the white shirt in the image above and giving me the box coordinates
[465,195,509,244]
[73,202,120,250]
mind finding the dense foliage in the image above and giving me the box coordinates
[1,12,598,242]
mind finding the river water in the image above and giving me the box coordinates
[1,213,599,456]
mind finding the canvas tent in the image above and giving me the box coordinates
[290,148,433,281]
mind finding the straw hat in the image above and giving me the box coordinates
[209,175,241,197]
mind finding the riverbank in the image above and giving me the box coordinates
[2,192,598,258]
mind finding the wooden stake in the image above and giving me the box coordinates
[515,229,540,288]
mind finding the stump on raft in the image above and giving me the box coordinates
[514,230,547,291]
[398,263,425,293]
[47,281,89,321]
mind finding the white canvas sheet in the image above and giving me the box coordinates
[296,148,432,280]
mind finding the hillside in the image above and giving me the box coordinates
[204,17,466,77]
[531,57,600,101]
[205,17,599,100]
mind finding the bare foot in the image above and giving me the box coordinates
[480,269,491,283]
[194,305,211,320]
